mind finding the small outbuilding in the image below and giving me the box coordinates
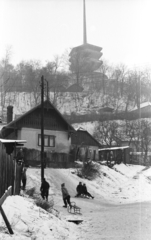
[71,127,101,161]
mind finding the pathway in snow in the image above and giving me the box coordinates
[24,164,151,239]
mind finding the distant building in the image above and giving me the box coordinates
[98,107,114,113]
[71,127,101,161]
[129,102,151,119]
[69,43,103,74]
[69,0,103,84]
[66,83,84,92]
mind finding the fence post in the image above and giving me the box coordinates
[0,206,14,234]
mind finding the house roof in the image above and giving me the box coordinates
[1,100,75,138]
[99,146,129,151]
[66,83,83,92]
[70,43,102,55]
[0,139,26,143]
[98,107,114,113]
[71,127,101,147]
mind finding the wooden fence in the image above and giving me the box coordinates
[23,148,75,168]
[0,186,14,234]
[0,186,12,206]
[0,142,22,198]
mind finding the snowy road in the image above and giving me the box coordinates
[1,164,151,239]
[73,202,151,240]
[26,165,151,239]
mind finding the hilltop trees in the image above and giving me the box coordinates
[0,52,70,119]
[0,47,151,125]
[40,56,69,107]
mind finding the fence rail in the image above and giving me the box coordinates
[0,186,12,206]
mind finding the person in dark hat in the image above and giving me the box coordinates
[61,183,72,208]
[40,178,50,201]
[82,183,94,199]
[75,182,83,197]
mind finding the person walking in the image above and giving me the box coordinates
[17,148,24,165]
[82,183,94,199]
[61,183,72,208]
[40,178,50,201]
[21,168,27,190]
[75,182,83,197]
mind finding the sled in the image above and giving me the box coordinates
[68,219,83,224]
[75,194,90,199]
[67,202,81,214]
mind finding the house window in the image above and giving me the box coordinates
[38,134,55,147]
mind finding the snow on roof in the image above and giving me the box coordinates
[0,139,26,143]
[131,102,151,111]
[99,146,129,151]
[0,124,6,131]
[76,127,86,131]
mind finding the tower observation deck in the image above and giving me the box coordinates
[69,0,103,75]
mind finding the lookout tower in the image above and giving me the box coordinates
[69,0,103,77]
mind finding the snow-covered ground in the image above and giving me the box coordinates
[1,163,151,239]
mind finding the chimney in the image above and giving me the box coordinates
[7,106,13,124]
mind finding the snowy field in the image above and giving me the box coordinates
[1,163,151,239]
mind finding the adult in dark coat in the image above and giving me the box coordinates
[82,183,94,199]
[21,168,27,190]
[75,182,83,197]
[40,178,50,201]
[17,148,24,165]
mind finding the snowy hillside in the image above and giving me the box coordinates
[26,163,151,204]
[1,91,128,120]
[1,164,151,239]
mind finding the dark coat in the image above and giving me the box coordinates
[61,186,70,199]
[76,184,83,193]
[82,185,88,194]
[40,180,50,192]
[22,169,27,180]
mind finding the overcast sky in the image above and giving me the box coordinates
[0,0,150,69]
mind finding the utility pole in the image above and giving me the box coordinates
[40,75,44,181]
[46,80,49,100]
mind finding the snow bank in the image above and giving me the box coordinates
[0,196,78,240]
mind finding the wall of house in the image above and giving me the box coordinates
[18,128,71,153]
[78,145,99,161]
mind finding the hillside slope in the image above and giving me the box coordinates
[26,164,151,205]
[1,164,151,240]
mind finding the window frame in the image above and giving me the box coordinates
[38,134,55,147]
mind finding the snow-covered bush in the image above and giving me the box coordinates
[80,161,100,180]
[35,198,54,211]
[26,187,36,197]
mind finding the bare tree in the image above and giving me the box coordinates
[140,119,151,165]
[0,46,14,119]
[125,120,141,151]
[41,55,69,108]
[99,60,110,95]
[93,120,122,147]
